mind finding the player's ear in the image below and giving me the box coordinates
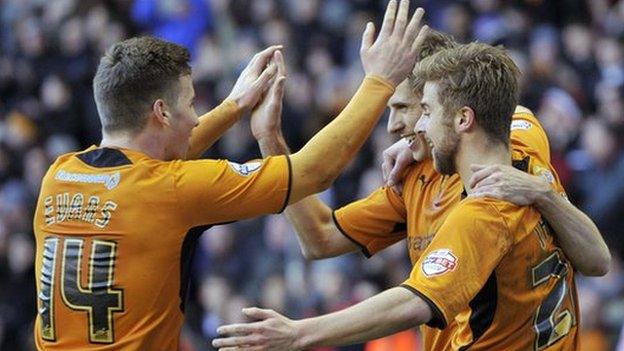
[455,106,475,133]
[152,99,172,128]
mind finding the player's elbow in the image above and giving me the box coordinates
[299,234,337,260]
[593,264,610,277]
[297,238,323,260]
[582,252,611,277]
[300,245,330,260]
[580,264,609,277]
[592,247,612,276]
[299,246,316,260]
[311,172,336,194]
[397,291,434,328]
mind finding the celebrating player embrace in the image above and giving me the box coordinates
[31,1,428,350]
[212,2,609,349]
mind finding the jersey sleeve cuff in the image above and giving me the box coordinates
[400,284,448,329]
[331,210,372,258]
[278,155,293,213]
[363,75,396,92]
[220,99,244,120]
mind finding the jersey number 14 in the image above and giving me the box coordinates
[38,236,124,344]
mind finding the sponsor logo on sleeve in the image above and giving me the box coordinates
[421,249,457,277]
[228,161,263,176]
[510,119,533,131]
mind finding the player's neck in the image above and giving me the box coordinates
[456,136,510,194]
[100,130,166,160]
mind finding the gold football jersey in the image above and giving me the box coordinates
[335,108,578,350]
[33,146,291,350]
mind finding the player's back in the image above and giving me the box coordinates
[450,198,579,350]
[33,146,290,350]
[404,196,579,350]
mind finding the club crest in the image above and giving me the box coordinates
[228,161,263,176]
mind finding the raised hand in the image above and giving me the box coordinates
[227,45,282,113]
[360,0,428,86]
[251,50,287,140]
[213,307,301,351]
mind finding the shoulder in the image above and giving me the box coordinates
[42,148,102,182]
[436,197,516,251]
[447,197,513,230]
[513,105,535,117]
[510,106,544,135]
[453,197,502,216]
[401,160,438,198]
[468,197,542,236]
[166,158,222,172]
[511,106,552,165]
[403,159,437,185]
[168,156,289,185]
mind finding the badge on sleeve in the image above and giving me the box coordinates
[510,119,532,130]
[533,165,555,184]
[422,249,458,277]
[228,161,262,176]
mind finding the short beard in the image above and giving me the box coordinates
[433,128,460,175]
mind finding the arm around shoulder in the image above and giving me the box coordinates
[535,188,611,276]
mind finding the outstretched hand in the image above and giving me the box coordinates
[213,307,301,351]
[360,0,428,86]
[227,45,282,113]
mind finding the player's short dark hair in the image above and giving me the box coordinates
[413,42,520,146]
[93,36,191,134]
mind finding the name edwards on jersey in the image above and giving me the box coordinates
[43,170,120,229]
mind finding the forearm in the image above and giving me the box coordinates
[257,132,290,157]
[295,287,429,349]
[286,196,357,259]
[187,99,242,159]
[535,190,611,276]
[289,76,394,201]
[258,134,357,259]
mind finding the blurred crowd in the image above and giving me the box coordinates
[0,0,623,350]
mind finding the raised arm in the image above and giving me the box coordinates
[179,5,428,227]
[213,287,431,350]
[469,164,611,276]
[288,1,428,204]
[187,100,241,159]
[250,51,359,259]
[186,46,283,159]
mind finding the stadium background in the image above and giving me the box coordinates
[0,0,623,350]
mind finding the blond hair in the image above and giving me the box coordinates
[408,29,458,90]
[413,42,520,145]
